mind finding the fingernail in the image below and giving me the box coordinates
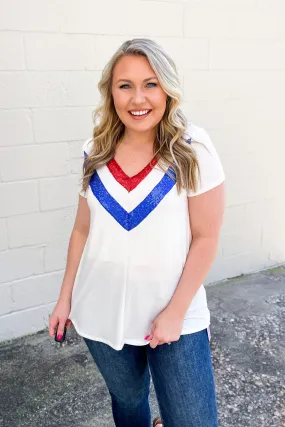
[57,334,62,340]
[145,335,150,340]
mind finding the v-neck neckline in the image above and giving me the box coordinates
[107,156,158,192]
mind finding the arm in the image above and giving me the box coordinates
[146,182,225,348]
[167,181,226,318]
[58,137,92,301]
[49,195,90,338]
[146,126,226,348]
[58,195,90,302]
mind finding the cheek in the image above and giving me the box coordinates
[112,89,127,110]
[151,91,167,109]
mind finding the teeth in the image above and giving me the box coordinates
[130,110,150,116]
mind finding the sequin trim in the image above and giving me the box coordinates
[83,151,89,170]
[107,157,158,192]
[89,168,176,231]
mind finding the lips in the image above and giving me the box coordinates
[128,109,152,119]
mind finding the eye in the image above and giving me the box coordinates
[119,82,157,89]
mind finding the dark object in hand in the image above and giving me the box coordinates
[54,325,67,342]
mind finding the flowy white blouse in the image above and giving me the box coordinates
[69,121,225,350]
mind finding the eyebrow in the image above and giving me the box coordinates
[116,77,158,84]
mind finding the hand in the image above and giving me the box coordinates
[49,298,72,340]
[145,306,184,349]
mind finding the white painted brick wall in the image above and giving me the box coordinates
[0,71,100,109]
[0,110,33,146]
[0,246,44,283]
[0,143,70,181]
[0,181,38,216]
[7,208,74,248]
[0,33,25,70]
[0,219,8,251]
[1,0,285,342]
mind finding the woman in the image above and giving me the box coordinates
[49,38,225,427]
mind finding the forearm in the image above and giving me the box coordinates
[166,236,219,318]
[58,229,89,302]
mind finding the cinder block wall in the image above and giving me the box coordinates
[1,0,285,341]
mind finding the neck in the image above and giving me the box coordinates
[120,127,156,148]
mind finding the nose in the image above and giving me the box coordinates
[132,88,147,104]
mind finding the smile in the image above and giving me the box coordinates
[128,109,152,119]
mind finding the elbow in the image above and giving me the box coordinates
[73,223,90,238]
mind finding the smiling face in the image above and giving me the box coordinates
[111,55,167,135]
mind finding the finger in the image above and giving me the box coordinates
[148,323,156,339]
[66,319,73,330]
[149,336,159,349]
[57,319,66,339]
[49,317,58,338]
[145,331,153,341]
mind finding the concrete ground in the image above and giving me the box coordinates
[0,265,284,427]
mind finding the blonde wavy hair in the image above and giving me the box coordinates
[81,38,200,194]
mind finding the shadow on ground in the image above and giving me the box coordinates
[0,266,284,427]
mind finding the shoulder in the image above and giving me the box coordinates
[183,121,215,154]
[185,122,226,197]
[82,137,93,157]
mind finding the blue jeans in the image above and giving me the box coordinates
[83,328,219,427]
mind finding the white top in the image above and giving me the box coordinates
[69,122,225,350]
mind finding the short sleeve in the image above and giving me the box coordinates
[187,125,225,197]
[78,137,93,198]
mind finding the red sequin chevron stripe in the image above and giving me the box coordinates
[107,157,158,192]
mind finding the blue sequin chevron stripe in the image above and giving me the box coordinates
[83,151,88,169]
[89,169,176,231]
